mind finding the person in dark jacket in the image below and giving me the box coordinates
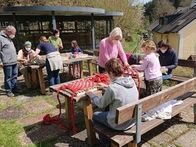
[157,40,178,80]
[0,25,18,97]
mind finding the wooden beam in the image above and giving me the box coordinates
[178,59,196,68]
[83,98,97,145]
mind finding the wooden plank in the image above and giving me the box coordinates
[194,103,196,124]
[111,143,119,147]
[83,98,97,145]
[95,97,196,147]
[80,61,84,78]
[170,75,190,82]
[37,68,46,94]
[178,59,196,68]
[128,142,137,147]
[31,68,38,88]
[116,78,196,125]
[87,59,93,76]
[64,96,72,129]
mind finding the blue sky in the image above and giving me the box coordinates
[140,0,152,3]
[132,0,152,6]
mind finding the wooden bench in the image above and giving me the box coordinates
[170,59,196,82]
[93,77,196,147]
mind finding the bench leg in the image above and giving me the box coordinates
[194,103,196,124]
[83,98,96,145]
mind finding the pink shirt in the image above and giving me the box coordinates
[98,38,127,68]
[134,52,162,81]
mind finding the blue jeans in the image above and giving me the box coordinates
[45,59,60,86]
[3,64,18,92]
[93,111,111,146]
[162,74,173,80]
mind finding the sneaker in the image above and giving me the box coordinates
[7,91,15,97]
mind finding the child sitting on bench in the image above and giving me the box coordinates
[86,58,139,146]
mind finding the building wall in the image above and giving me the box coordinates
[178,19,196,59]
[153,32,179,54]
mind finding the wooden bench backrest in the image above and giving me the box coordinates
[178,59,196,68]
[116,77,196,125]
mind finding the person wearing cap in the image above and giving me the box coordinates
[17,41,35,88]
[98,27,129,73]
[157,40,178,80]
[18,41,35,64]
[48,29,63,52]
[0,25,18,97]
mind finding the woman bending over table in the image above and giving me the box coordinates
[98,27,129,73]
[32,36,63,86]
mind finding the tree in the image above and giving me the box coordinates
[144,0,175,23]
[154,0,175,18]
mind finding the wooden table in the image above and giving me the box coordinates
[61,53,97,78]
[23,65,46,95]
[50,73,143,145]
[50,77,100,145]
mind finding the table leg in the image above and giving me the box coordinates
[23,68,31,88]
[80,61,84,78]
[87,60,93,76]
[83,98,97,145]
[37,68,46,94]
[31,68,38,88]
[64,96,72,128]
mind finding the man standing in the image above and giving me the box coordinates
[0,25,18,97]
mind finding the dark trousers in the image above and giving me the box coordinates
[3,64,18,92]
[45,59,60,86]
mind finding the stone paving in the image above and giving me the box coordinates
[0,68,195,147]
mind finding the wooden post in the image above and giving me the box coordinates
[80,61,84,78]
[83,98,97,145]
[111,143,119,147]
[128,142,137,147]
[193,67,196,77]
[64,96,71,128]
[87,60,93,76]
[37,68,46,94]
[31,68,38,88]
[194,103,196,124]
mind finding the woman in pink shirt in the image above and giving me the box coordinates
[132,40,162,96]
[98,27,128,73]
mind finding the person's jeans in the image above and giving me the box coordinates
[162,74,173,80]
[93,111,111,146]
[3,64,18,92]
[45,59,60,86]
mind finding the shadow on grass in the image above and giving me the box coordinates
[22,108,92,147]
